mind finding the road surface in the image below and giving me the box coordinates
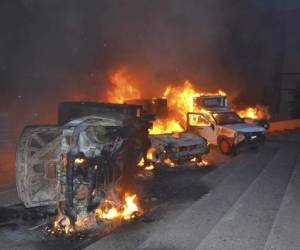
[0,129,299,250]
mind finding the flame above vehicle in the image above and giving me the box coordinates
[149,119,184,135]
[107,68,141,103]
[149,81,226,134]
[106,68,270,135]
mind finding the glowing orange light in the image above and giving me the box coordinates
[146,147,156,161]
[145,164,155,171]
[237,105,271,120]
[95,193,141,222]
[107,68,141,103]
[137,157,145,167]
[163,158,175,168]
[149,119,184,135]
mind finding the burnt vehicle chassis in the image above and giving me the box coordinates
[16,103,151,221]
[124,98,209,166]
[148,133,209,166]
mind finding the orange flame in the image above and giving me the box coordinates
[149,81,225,134]
[50,192,142,236]
[122,193,140,220]
[144,164,155,171]
[52,214,75,235]
[163,81,201,118]
[107,68,141,103]
[95,200,121,221]
[237,105,271,120]
[95,193,141,221]
[149,119,184,135]
[137,157,145,167]
[137,157,155,171]
[106,68,271,135]
[190,157,209,167]
[163,158,175,168]
[146,147,156,161]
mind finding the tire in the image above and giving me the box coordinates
[16,125,62,208]
[218,138,233,155]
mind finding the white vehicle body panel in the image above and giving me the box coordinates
[187,111,266,146]
[223,123,265,133]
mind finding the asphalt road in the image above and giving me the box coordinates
[86,129,300,250]
[0,129,299,250]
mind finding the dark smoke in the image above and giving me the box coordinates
[0,0,290,140]
[0,0,292,188]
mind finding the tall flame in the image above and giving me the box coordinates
[163,81,201,118]
[122,193,139,220]
[107,68,273,135]
[107,68,141,103]
[149,81,225,134]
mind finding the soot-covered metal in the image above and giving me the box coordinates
[16,103,152,222]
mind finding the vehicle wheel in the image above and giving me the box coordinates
[218,138,232,155]
[16,125,62,208]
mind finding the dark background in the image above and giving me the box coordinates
[0,0,299,154]
[0,1,297,117]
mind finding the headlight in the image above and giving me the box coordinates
[235,132,246,143]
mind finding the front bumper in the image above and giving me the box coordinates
[235,132,266,148]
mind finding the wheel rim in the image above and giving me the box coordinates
[16,126,62,207]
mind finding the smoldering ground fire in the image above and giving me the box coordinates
[47,192,142,236]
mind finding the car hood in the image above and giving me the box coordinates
[224,123,265,133]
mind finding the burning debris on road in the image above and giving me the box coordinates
[45,192,142,237]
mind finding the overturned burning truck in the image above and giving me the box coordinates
[16,102,152,221]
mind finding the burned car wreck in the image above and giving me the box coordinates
[148,133,209,166]
[125,98,209,167]
[16,103,151,221]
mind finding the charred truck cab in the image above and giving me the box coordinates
[187,96,267,155]
[16,102,152,221]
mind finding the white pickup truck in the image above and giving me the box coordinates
[187,96,267,155]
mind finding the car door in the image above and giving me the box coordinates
[187,112,217,144]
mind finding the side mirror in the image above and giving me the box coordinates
[210,123,215,131]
